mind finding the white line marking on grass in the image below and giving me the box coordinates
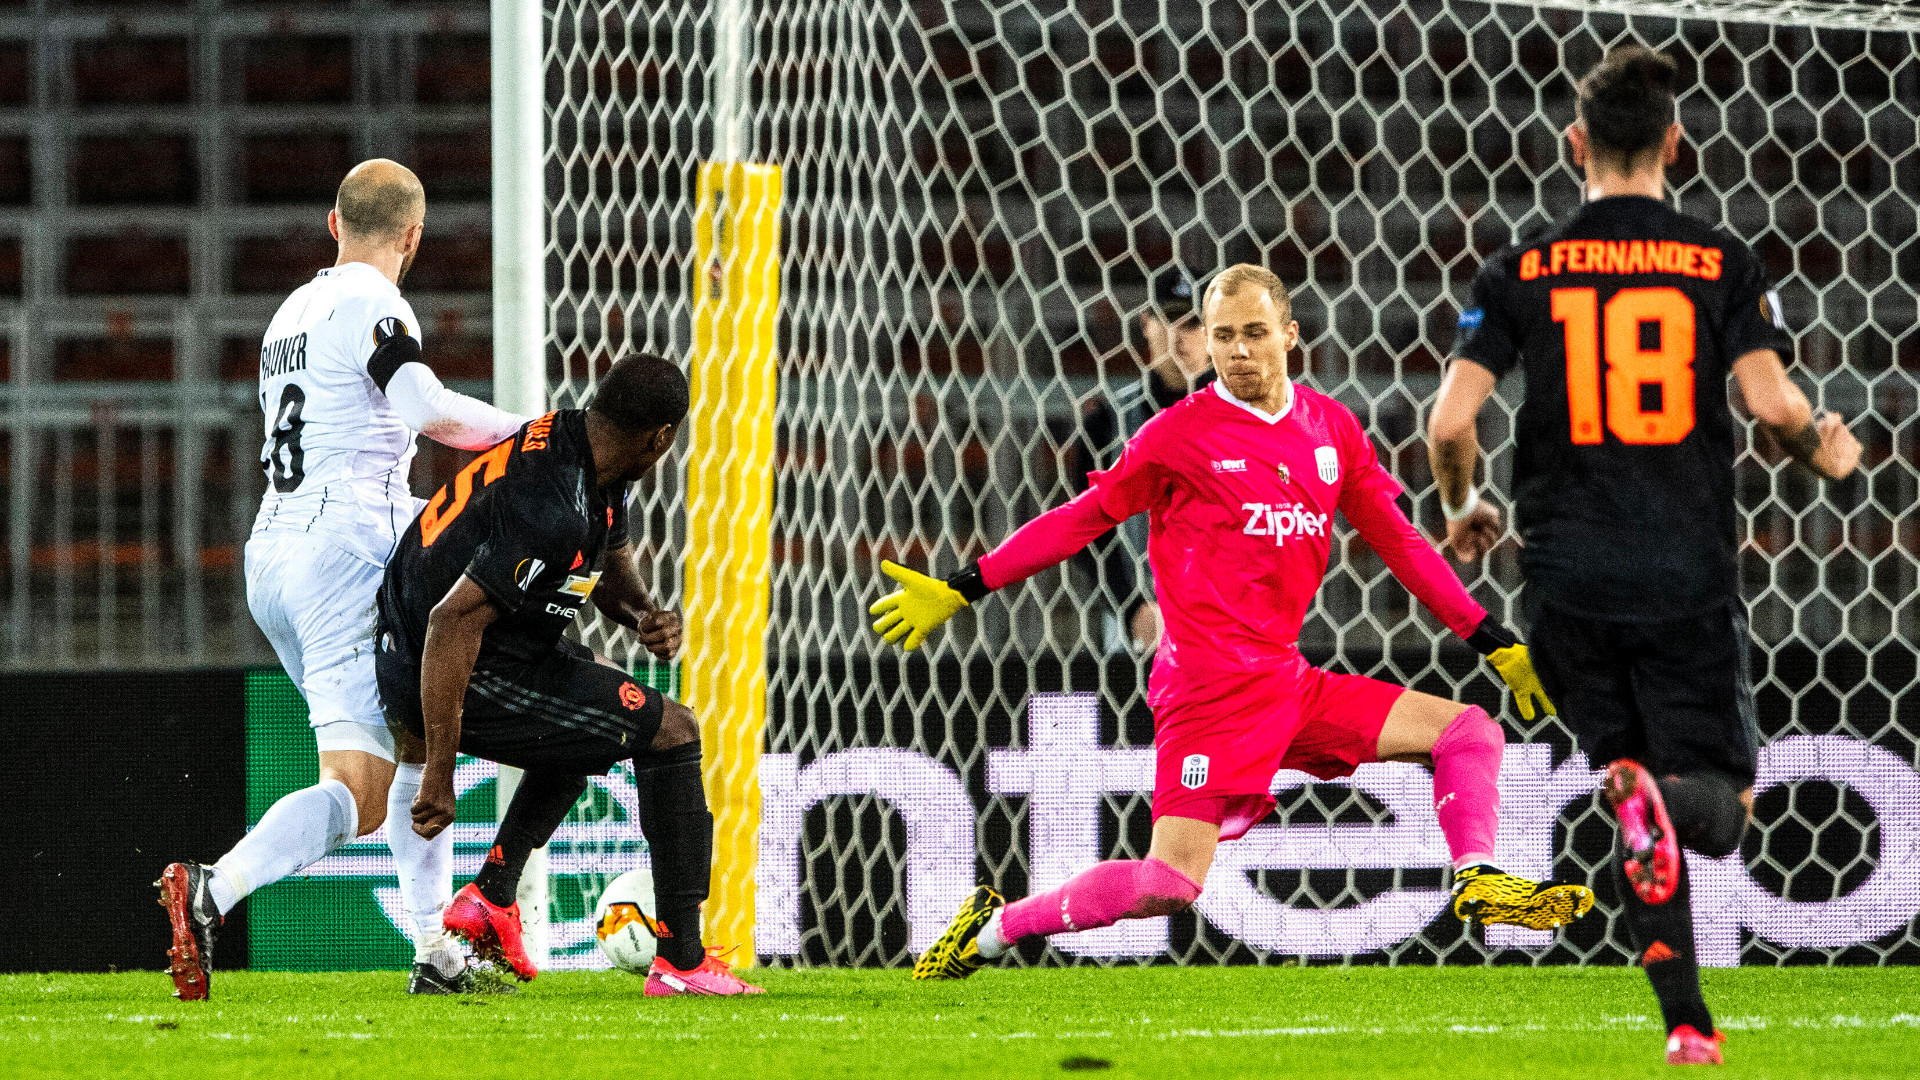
[1160,1027,1353,1039]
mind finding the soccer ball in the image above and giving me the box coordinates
[593,868,663,973]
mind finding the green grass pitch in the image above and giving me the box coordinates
[4,967,1916,1079]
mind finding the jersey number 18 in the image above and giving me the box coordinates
[1551,286,1696,446]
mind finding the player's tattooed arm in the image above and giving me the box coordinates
[1427,358,1504,562]
[1775,412,1863,482]
[592,541,681,658]
[415,574,499,839]
[1774,417,1824,467]
[1733,349,1862,481]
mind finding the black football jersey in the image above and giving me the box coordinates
[1454,195,1792,622]
[378,409,628,665]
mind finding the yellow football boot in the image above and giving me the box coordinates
[1451,864,1595,931]
[911,885,1004,980]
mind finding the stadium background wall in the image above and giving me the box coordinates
[7,650,1917,972]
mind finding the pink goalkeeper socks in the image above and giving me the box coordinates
[997,856,1202,945]
[1431,705,1504,867]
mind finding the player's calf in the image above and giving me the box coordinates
[632,733,714,972]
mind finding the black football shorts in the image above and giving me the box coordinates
[1526,598,1759,787]
[377,636,665,775]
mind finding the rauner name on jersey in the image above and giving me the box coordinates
[251,263,431,566]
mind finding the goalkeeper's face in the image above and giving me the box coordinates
[1206,287,1299,404]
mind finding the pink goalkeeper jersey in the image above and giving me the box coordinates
[978,379,1487,707]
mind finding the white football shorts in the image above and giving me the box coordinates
[245,531,396,761]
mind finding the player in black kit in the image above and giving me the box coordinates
[375,353,763,996]
[1427,47,1860,1066]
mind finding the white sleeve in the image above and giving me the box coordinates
[382,362,529,450]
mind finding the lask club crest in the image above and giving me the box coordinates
[1276,462,1290,484]
[1315,446,1340,484]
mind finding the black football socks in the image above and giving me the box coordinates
[473,772,590,908]
[633,741,713,972]
[1612,844,1714,1036]
[1656,771,1748,859]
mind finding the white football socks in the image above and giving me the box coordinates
[209,778,357,916]
[386,762,456,954]
[974,910,1008,960]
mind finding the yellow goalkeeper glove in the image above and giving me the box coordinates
[869,560,971,651]
[1466,622,1557,720]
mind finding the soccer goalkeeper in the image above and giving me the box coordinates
[876,264,1595,980]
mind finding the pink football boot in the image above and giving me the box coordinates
[443,882,538,981]
[1665,1024,1726,1065]
[1604,759,1681,905]
[644,946,766,996]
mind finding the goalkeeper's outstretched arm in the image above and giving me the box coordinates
[872,432,1171,650]
[869,486,1131,651]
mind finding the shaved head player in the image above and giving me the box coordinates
[1429,46,1861,1066]
[157,160,529,999]
[881,264,1599,984]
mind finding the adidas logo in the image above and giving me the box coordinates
[1641,940,1676,966]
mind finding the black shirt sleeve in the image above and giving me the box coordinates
[1453,255,1522,377]
[1719,241,1794,366]
[464,468,587,617]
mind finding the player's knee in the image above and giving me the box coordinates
[1136,856,1204,915]
[1695,778,1748,859]
[651,700,700,754]
[346,781,387,836]
[1438,705,1502,754]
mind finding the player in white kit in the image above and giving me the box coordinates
[156,160,527,1000]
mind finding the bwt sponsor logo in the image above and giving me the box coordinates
[1211,459,1248,473]
[1242,502,1329,545]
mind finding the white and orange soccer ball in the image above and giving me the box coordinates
[592,868,664,973]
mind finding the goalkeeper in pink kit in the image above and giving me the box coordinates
[873,265,1595,979]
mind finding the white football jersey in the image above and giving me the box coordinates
[251,262,427,566]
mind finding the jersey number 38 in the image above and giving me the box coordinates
[1551,286,1696,446]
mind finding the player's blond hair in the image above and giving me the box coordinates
[1203,263,1293,324]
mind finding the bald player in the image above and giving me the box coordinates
[156,160,528,1000]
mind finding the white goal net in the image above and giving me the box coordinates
[530,0,1920,968]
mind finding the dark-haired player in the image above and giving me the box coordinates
[375,353,763,996]
[157,160,528,1000]
[1430,45,1860,1066]
[890,264,1597,983]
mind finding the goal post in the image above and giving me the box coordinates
[519,0,1920,969]
[490,0,550,965]
[684,159,783,964]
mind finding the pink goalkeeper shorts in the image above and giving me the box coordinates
[1151,657,1407,841]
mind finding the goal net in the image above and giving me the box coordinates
[532,0,1920,968]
